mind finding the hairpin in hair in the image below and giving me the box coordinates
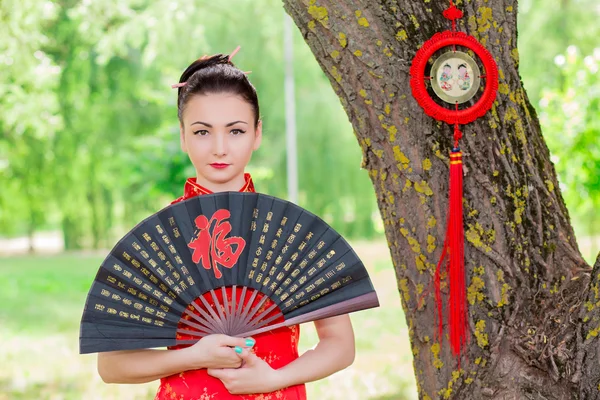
[229,45,241,61]
[171,46,246,89]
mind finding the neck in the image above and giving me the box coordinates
[194,173,246,193]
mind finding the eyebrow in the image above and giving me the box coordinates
[191,120,248,127]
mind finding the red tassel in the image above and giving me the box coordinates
[434,143,469,359]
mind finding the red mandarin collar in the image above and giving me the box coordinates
[172,173,255,204]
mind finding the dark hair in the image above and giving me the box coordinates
[175,54,260,127]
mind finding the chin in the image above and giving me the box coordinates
[200,169,240,184]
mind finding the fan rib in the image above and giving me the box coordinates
[247,310,283,331]
[230,286,247,336]
[209,289,227,331]
[241,292,379,337]
[235,288,259,335]
[238,293,269,332]
[191,296,226,334]
[222,286,231,336]
[176,319,212,335]
[246,303,281,329]
[230,285,237,335]
[182,308,218,333]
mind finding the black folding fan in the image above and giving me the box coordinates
[79,192,379,354]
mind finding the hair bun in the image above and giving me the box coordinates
[178,54,232,86]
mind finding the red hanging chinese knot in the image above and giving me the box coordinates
[409,0,499,362]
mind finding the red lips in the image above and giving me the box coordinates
[210,163,230,169]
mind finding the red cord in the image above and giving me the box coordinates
[434,147,469,361]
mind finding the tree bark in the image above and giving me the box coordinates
[283,0,599,398]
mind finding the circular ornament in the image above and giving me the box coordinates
[409,31,499,125]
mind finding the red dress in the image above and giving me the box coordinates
[155,174,307,400]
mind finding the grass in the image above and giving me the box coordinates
[0,242,417,400]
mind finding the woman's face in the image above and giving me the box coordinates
[180,92,262,191]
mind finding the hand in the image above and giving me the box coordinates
[207,351,283,395]
[183,334,255,370]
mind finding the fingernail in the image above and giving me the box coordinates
[235,346,243,354]
[246,338,255,347]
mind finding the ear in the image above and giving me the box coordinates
[180,124,187,153]
[253,120,263,151]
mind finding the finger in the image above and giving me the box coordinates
[234,346,252,361]
[220,335,255,348]
[209,368,238,384]
[237,349,259,364]
[234,345,244,358]
[212,347,244,367]
[207,368,224,379]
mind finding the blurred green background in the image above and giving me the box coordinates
[0,0,598,399]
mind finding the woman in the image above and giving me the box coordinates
[97,48,355,400]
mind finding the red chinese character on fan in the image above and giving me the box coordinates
[188,209,246,279]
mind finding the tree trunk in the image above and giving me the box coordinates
[283,0,599,398]
[62,214,84,250]
[26,188,36,254]
[27,223,35,254]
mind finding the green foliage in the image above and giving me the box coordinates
[518,0,600,105]
[539,46,600,236]
[1,0,598,246]
[0,0,60,236]
[1,0,379,246]
[518,0,600,242]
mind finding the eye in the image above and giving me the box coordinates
[230,129,246,136]
[193,130,209,136]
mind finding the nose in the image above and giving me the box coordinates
[212,131,227,156]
